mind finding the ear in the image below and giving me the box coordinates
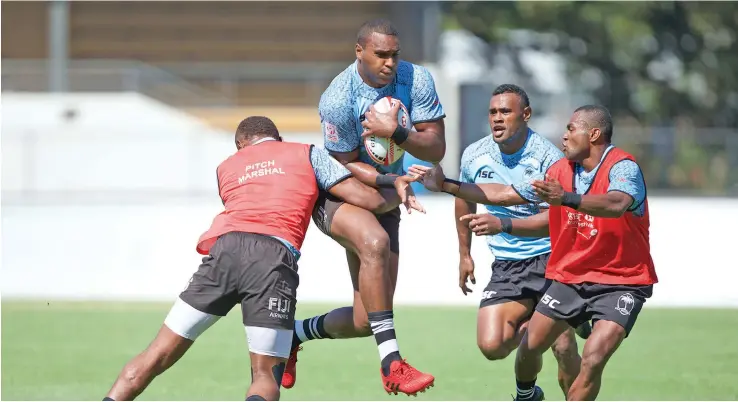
[589,127,602,144]
[522,106,532,123]
[355,43,363,60]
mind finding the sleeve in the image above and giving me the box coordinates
[608,160,647,210]
[410,66,446,123]
[458,147,474,183]
[512,173,545,204]
[318,92,360,153]
[310,146,353,191]
[511,144,562,205]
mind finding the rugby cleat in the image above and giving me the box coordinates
[281,345,302,389]
[382,359,435,396]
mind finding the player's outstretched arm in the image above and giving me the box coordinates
[311,146,419,213]
[408,164,528,206]
[532,160,645,218]
[459,210,550,238]
[328,177,395,214]
[532,177,632,218]
[328,176,424,215]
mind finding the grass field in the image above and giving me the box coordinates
[2,301,738,401]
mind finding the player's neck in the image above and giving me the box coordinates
[498,127,529,155]
[580,144,610,172]
[357,65,385,89]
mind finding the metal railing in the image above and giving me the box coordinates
[2,59,350,108]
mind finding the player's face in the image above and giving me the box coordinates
[356,33,401,88]
[488,93,531,145]
[562,113,593,161]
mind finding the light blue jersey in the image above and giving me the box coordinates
[318,60,445,175]
[515,145,647,217]
[460,129,563,261]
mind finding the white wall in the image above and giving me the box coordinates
[2,197,737,308]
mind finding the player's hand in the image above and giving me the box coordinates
[393,174,426,214]
[407,164,445,192]
[458,256,476,295]
[532,175,565,206]
[361,102,400,139]
[459,213,503,236]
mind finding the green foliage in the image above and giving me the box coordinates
[444,1,738,127]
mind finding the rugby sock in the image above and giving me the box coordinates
[292,313,332,349]
[368,310,401,376]
[245,395,266,401]
[515,378,537,400]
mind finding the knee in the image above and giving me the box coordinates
[356,229,390,262]
[523,331,551,355]
[122,352,160,387]
[477,338,512,361]
[352,314,373,337]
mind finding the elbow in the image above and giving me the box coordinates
[604,205,628,218]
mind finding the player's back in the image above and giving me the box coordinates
[197,141,319,254]
[318,60,445,175]
[460,129,563,260]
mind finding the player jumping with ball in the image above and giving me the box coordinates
[282,19,446,396]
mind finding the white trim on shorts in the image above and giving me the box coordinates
[245,326,293,359]
[164,297,221,341]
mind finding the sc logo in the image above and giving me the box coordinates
[478,170,494,179]
[540,294,560,309]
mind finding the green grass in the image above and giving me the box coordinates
[2,301,738,400]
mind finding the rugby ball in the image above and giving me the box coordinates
[363,97,412,166]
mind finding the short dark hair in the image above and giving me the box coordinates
[235,116,280,144]
[492,84,530,108]
[573,105,613,142]
[357,18,399,47]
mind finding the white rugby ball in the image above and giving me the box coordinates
[363,96,412,166]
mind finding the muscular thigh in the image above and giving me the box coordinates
[477,299,535,345]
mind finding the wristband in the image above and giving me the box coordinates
[442,178,461,195]
[499,217,513,234]
[561,192,582,210]
[375,174,398,188]
[391,126,409,145]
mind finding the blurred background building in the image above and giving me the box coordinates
[3,1,736,204]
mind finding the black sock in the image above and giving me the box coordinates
[367,310,401,376]
[103,398,115,401]
[245,395,266,401]
[292,313,332,349]
[516,378,537,399]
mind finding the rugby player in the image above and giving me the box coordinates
[102,116,422,402]
[282,19,446,396]
[414,105,656,401]
[409,84,587,399]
